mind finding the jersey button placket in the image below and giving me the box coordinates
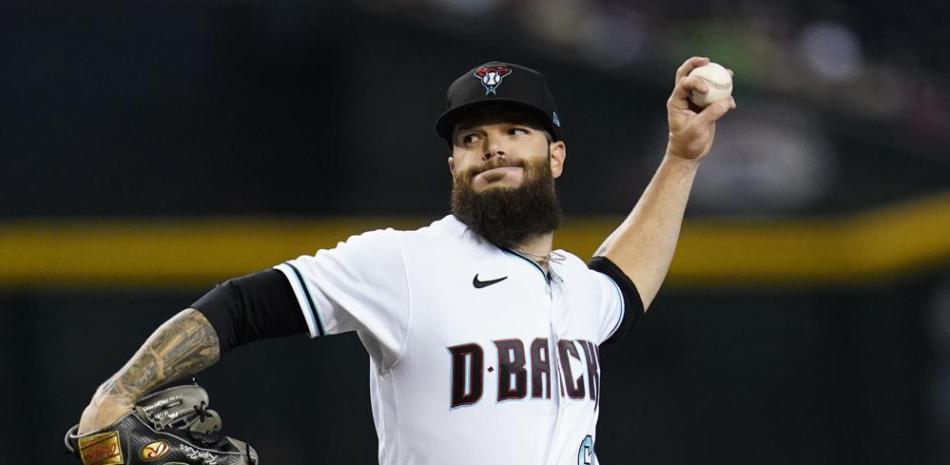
[544,271,571,465]
[547,271,566,411]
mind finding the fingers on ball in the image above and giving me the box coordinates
[679,76,708,93]
[675,56,710,81]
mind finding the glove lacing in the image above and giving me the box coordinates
[188,401,222,445]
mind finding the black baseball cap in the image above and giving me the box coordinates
[435,61,562,142]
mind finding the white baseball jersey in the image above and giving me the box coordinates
[274,215,635,465]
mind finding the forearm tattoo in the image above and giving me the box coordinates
[96,309,220,402]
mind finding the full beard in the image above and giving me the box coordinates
[450,156,562,248]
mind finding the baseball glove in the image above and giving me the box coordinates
[65,383,259,465]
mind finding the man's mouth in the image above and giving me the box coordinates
[476,166,523,183]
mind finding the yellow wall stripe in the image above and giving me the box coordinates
[1,192,948,289]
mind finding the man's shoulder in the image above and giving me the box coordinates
[552,249,587,266]
[551,249,598,278]
[385,214,472,245]
[415,214,469,237]
[334,215,468,250]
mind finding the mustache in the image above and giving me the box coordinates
[465,158,526,178]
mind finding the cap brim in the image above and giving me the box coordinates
[434,99,560,142]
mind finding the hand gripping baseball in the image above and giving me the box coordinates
[65,384,258,465]
[666,56,736,161]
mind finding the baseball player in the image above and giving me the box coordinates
[75,57,735,465]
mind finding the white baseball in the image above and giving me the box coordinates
[687,62,733,107]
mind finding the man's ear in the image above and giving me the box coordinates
[448,156,456,180]
[549,141,567,179]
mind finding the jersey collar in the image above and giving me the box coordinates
[442,214,561,282]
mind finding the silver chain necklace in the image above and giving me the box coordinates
[512,247,550,261]
[511,247,565,263]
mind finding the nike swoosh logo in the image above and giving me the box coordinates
[473,274,508,289]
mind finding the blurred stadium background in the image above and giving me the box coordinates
[2,0,949,464]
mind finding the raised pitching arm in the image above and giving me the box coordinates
[595,56,736,310]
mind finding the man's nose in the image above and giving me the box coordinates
[482,134,506,161]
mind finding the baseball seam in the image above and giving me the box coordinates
[700,76,731,90]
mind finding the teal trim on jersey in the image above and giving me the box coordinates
[500,247,549,282]
[577,435,595,465]
[286,262,326,337]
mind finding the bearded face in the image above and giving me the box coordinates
[450,149,562,248]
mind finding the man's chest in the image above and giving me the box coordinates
[397,261,605,408]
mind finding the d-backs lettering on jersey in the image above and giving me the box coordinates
[274,215,632,465]
[448,338,601,409]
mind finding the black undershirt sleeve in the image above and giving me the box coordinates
[588,256,645,346]
[191,269,308,354]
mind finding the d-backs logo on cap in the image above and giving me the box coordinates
[473,65,512,96]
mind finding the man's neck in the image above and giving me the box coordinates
[509,233,555,270]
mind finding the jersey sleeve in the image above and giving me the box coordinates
[274,229,410,369]
[587,256,644,345]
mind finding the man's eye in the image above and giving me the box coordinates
[509,127,529,135]
[462,134,479,144]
